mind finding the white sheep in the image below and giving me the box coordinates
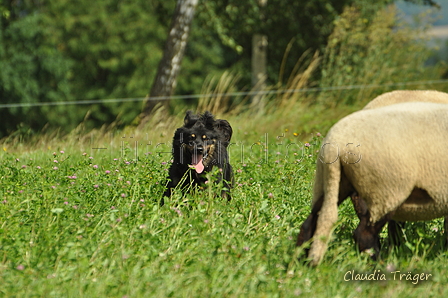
[363,90,448,245]
[363,90,448,109]
[296,102,448,266]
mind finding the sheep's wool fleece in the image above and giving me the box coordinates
[319,102,448,223]
[363,90,448,109]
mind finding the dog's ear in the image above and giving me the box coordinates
[184,110,198,127]
[215,119,233,142]
[201,111,216,130]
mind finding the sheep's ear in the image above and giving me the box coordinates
[184,110,198,127]
[215,119,233,142]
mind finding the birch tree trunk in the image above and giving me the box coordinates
[139,0,199,124]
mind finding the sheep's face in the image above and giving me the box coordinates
[353,223,381,258]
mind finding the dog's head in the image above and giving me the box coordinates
[174,111,232,173]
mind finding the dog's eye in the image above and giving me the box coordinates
[191,134,196,139]
[202,135,207,140]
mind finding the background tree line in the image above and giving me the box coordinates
[0,0,441,138]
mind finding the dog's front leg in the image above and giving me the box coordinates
[162,170,182,206]
[219,165,233,202]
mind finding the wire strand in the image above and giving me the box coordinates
[1,79,447,109]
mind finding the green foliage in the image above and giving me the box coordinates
[197,0,394,88]
[317,4,440,107]
[42,0,167,100]
[0,0,445,138]
[0,11,74,137]
[40,0,173,129]
[0,0,231,135]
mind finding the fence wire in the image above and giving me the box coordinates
[1,79,448,109]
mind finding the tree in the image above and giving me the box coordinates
[42,0,172,129]
[197,0,351,88]
[139,0,199,124]
[196,0,405,88]
[0,2,74,137]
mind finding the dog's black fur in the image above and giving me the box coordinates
[162,111,233,205]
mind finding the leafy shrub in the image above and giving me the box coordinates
[317,5,439,107]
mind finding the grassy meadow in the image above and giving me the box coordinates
[3,3,448,297]
[1,100,448,298]
[2,16,448,293]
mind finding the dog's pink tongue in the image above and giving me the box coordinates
[191,154,204,173]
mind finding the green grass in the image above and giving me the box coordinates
[1,132,447,298]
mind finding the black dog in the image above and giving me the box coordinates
[162,111,233,205]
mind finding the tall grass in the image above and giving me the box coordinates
[198,71,245,116]
[1,131,447,297]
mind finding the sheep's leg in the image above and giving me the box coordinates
[444,216,448,248]
[297,191,351,247]
[296,196,324,246]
